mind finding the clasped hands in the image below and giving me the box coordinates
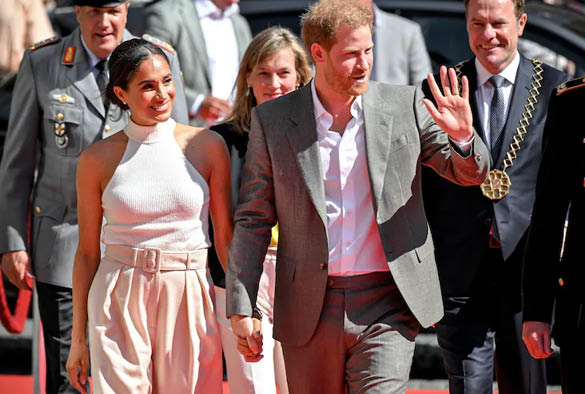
[229,314,264,362]
[424,66,474,144]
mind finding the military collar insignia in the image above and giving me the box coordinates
[63,46,76,65]
[142,34,175,55]
[556,77,585,96]
[29,36,60,52]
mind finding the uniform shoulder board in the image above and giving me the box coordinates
[556,76,585,96]
[141,34,175,55]
[29,36,61,52]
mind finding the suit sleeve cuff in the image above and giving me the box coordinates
[449,136,474,158]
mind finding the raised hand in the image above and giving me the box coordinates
[423,66,474,143]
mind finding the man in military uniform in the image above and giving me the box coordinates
[421,0,567,393]
[522,77,585,394]
[0,0,188,392]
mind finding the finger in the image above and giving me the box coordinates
[244,353,264,362]
[440,66,452,97]
[461,75,470,101]
[236,342,257,357]
[423,98,442,124]
[448,67,459,95]
[246,333,261,355]
[80,360,88,386]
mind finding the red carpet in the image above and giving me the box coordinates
[0,375,562,394]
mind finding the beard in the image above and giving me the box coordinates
[324,62,370,98]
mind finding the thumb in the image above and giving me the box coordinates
[543,328,553,356]
[246,334,260,355]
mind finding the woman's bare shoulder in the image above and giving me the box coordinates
[175,123,227,152]
[79,130,128,170]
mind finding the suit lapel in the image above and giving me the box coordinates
[63,29,105,117]
[285,85,328,228]
[363,83,392,206]
[463,60,485,145]
[494,55,532,167]
[188,0,211,89]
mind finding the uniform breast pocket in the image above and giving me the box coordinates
[44,105,84,156]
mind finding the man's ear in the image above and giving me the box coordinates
[311,43,326,65]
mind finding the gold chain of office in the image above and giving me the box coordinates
[454,58,544,200]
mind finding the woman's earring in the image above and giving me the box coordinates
[245,87,251,97]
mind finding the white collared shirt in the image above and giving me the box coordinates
[311,81,389,276]
[475,52,520,146]
[192,0,240,117]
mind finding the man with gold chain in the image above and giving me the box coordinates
[421,0,566,393]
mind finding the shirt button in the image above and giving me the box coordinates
[346,211,352,216]
[345,241,351,247]
[35,206,41,214]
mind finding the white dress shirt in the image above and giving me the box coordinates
[192,0,240,116]
[475,52,520,146]
[311,81,389,277]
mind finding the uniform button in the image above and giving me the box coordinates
[35,206,41,214]
[56,113,64,121]
[559,278,564,287]
[320,263,328,270]
[104,124,111,133]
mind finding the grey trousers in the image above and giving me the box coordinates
[281,272,419,394]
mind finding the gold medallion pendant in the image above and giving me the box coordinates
[481,169,511,200]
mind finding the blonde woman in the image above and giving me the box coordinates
[208,26,312,394]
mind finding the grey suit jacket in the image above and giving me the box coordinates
[0,28,188,288]
[144,0,252,118]
[372,5,432,86]
[226,81,489,346]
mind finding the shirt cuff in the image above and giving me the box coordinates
[190,94,205,118]
[449,136,474,157]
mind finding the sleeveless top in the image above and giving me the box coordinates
[101,117,210,251]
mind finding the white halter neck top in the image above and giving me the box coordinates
[101,117,210,250]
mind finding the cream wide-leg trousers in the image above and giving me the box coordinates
[87,244,222,394]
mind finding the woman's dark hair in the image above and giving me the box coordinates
[106,38,170,110]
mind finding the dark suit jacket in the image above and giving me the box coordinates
[421,55,566,302]
[523,81,585,344]
[226,81,489,346]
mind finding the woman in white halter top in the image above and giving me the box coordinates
[66,39,232,394]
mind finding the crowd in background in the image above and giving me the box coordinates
[0,0,583,394]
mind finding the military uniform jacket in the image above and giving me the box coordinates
[421,55,567,297]
[0,28,189,288]
[523,78,585,342]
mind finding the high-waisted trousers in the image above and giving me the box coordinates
[87,244,222,394]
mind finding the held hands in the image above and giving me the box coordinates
[229,315,264,362]
[423,66,474,143]
[1,251,33,290]
[522,321,554,359]
[66,341,90,394]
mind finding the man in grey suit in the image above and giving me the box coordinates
[0,0,188,392]
[360,0,432,85]
[144,0,252,126]
[226,1,489,392]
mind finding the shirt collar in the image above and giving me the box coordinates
[80,34,107,69]
[475,51,520,88]
[310,79,363,134]
[195,0,239,19]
